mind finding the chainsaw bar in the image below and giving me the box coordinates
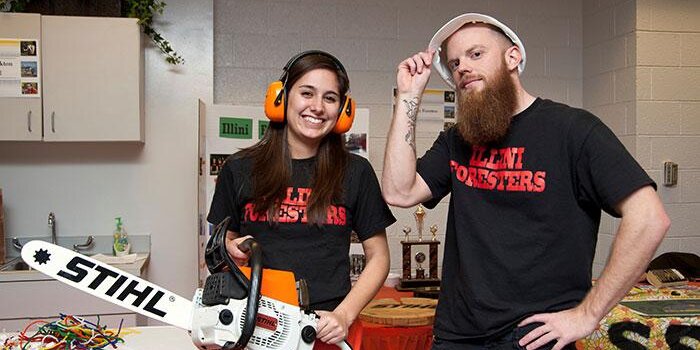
[21,240,194,330]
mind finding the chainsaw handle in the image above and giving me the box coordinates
[230,237,262,350]
[205,217,243,277]
[206,216,252,289]
[208,217,263,350]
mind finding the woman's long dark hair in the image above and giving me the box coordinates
[239,53,349,226]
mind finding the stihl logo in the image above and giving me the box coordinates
[57,256,168,317]
[256,313,278,331]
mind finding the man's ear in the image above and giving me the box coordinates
[504,45,522,72]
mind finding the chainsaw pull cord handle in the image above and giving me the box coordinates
[228,237,262,350]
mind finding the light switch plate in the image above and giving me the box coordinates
[663,161,678,186]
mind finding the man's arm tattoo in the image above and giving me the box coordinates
[402,97,419,151]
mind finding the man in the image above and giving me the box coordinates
[382,13,670,350]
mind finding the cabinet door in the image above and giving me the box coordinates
[41,16,143,142]
[0,279,139,330]
[0,13,42,141]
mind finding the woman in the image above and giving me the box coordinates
[207,51,395,347]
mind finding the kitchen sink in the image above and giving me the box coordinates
[0,257,31,272]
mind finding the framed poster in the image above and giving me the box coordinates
[393,88,455,130]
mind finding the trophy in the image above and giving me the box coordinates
[398,205,441,291]
[402,226,411,242]
[414,205,425,241]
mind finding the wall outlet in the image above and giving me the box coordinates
[663,161,678,186]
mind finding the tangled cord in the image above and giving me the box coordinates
[1,314,126,350]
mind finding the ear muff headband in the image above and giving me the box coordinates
[264,50,355,134]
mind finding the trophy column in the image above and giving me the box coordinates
[401,226,412,280]
[397,205,441,291]
[401,248,412,280]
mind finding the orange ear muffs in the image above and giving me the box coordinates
[332,96,355,134]
[264,80,285,123]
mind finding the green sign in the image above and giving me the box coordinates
[220,117,252,139]
[258,120,270,139]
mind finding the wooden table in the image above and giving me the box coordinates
[348,286,433,350]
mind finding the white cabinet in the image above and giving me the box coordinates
[0,13,42,141]
[0,13,144,142]
[0,257,149,332]
[0,279,138,332]
[41,15,144,141]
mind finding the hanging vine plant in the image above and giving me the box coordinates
[0,0,30,11]
[123,0,184,65]
[0,0,184,65]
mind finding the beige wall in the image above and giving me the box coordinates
[0,0,212,322]
[584,0,700,277]
[214,0,584,275]
[0,0,691,311]
[637,0,700,256]
[583,0,638,276]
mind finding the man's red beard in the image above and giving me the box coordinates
[455,61,517,146]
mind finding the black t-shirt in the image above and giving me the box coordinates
[208,153,396,311]
[417,98,655,340]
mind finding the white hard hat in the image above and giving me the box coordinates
[428,13,526,89]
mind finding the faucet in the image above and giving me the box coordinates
[12,237,23,251]
[48,212,57,245]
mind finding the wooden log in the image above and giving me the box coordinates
[359,297,437,326]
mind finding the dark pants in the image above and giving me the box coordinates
[431,323,578,350]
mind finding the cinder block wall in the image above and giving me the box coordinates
[583,0,638,277]
[213,0,583,276]
[584,0,700,277]
[636,1,700,257]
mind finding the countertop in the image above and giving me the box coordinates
[119,326,198,350]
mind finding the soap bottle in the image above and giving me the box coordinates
[113,217,131,256]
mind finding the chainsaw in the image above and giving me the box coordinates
[20,217,352,350]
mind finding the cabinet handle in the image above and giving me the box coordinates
[27,110,32,132]
[51,111,55,133]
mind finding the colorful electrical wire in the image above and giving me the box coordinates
[1,314,125,350]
